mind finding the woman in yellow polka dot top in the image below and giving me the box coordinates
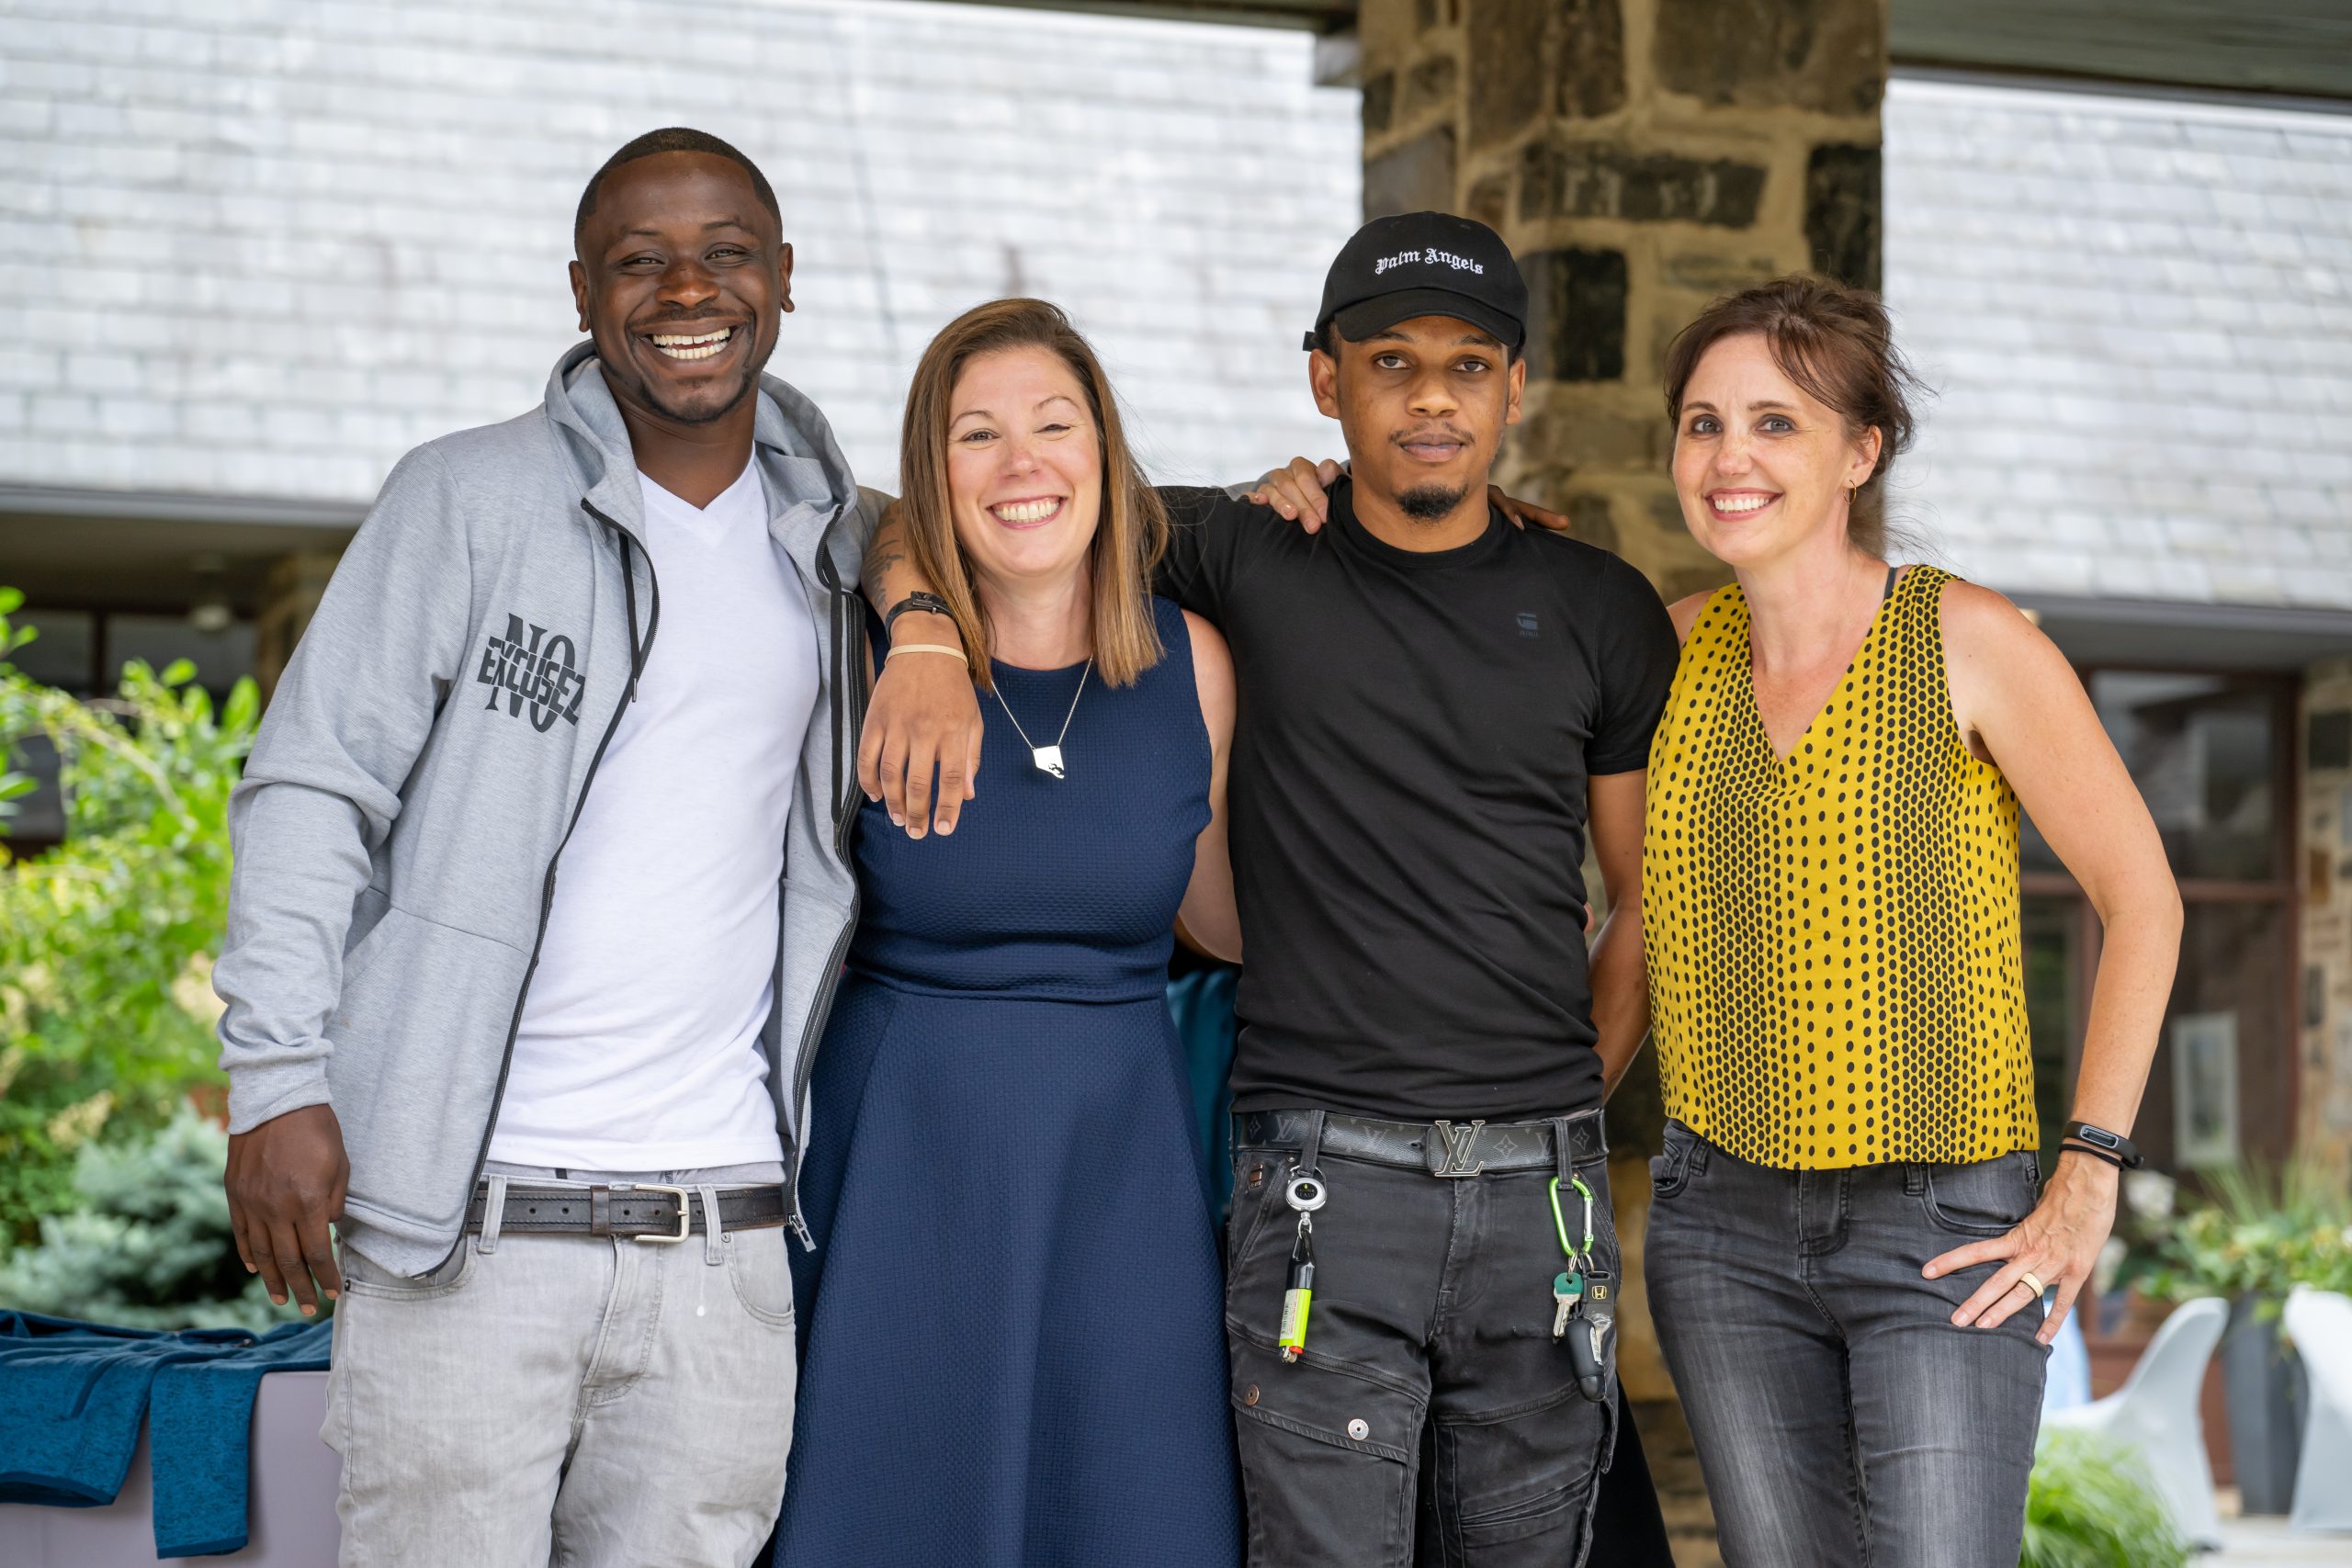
[1637,278,2181,1568]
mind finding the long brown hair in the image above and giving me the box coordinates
[897,298,1169,691]
[1662,275,1925,558]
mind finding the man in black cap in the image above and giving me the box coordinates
[1153,212,1678,1567]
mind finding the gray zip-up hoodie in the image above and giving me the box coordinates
[213,344,875,1276]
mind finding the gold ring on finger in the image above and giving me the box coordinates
[2016,1270,2046,1299]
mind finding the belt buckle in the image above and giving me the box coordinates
[1427,1119,1487,1179]
[621,1182,693,1245]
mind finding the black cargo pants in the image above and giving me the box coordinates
[1225,1110,1619,1568]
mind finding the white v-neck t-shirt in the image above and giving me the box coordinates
[490,460,820,1169]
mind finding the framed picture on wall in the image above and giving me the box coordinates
[2171,1010,2240,1169]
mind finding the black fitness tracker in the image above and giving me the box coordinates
[2059,1120,2144,1170]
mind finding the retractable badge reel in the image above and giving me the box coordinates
[1278,1171,1326,1363]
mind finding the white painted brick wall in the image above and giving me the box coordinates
[1888,77,2352,609]
[0,0,1360,501]
[3,16,2346,617]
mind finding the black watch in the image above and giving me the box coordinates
[885,591,955,637]
[2060,1121,2144,1170]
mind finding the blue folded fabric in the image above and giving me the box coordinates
[0,1311,198,1509]
[149,1321,332,1557]
[0,1309,332,1557]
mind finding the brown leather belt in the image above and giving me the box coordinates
[461,1181,788,1242]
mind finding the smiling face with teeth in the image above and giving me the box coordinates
[944,345,1105,605]
[570,150,790,444]
[1671,332,1884,571]
[894,299,1171,690]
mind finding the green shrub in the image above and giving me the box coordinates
[0,586,257,1245]
[2019,1431,2189,1568]
[0,1110,300,1330]
[2138,1160,2352,1317]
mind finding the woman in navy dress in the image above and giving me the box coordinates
[774,299,1243,1568]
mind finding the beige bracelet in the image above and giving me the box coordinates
[886,642,967,665]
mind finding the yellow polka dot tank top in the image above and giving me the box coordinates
[1641,565,2034,1168]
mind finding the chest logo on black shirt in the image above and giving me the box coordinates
[476,613,586,733]
[1515,611,1541,639]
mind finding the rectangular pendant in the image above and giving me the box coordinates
[1031,744,1066,779]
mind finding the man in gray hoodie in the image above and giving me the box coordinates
[211,128,974,1566]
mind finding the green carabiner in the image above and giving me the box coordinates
[1548,1174,1597,1264]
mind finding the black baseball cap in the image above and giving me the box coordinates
[1306,211,1528,354]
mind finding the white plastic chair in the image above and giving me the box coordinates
[2041,1295,2228,1549]
[2287,1286,2352,1534]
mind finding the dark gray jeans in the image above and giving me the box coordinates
[1644,1122,2048,1568]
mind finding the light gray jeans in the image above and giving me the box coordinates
[323,1162,797,1568]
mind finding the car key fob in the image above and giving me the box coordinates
[1566,1267,1616,1404]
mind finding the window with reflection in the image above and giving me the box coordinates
[2091,673,2280,883]
[2017,668,2293,1178]
[2024,673,2283,882]
[2140,899,2293,1172]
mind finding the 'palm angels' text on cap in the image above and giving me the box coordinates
[1306,211,1528,354]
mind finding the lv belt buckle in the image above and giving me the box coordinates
[1428,1119,1487,1179]
[618,1182,693,1244]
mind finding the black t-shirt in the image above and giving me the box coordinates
[1157,479,1679,1122]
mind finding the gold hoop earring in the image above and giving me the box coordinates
[1847,483,1858,502]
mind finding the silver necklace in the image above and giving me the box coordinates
[992,659,1091,780]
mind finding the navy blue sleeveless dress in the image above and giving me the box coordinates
[775,599,1242,1568]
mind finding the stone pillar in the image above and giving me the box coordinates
[2299,660,2352,1179]
[1357,0,1887,604]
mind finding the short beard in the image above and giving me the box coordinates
[1397,482,1471,523]
[625,363,762,427]
[590,314,768,428]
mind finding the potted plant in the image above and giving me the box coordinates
[2139,1162,2352,1513]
